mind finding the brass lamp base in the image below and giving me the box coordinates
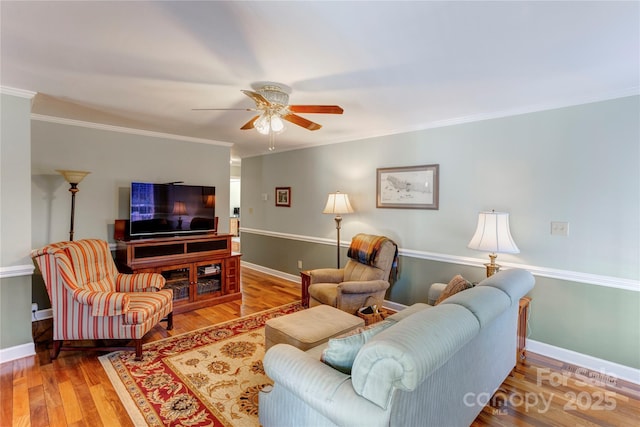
[484,253,500,277]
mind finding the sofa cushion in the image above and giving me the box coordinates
[321,320,393,374]
[435,274,473,304]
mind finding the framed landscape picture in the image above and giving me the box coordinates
[275,187,291,207]
[376,164,439,209]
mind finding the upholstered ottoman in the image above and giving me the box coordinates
[265,305,365,351]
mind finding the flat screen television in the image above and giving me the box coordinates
[130,182,216,238]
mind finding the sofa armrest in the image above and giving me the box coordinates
[428,282,447,305]
[115,272,166,292]
[72,289,130,316]
[309,268,344,284]
[262,344,391,426]
[339,279,390,294]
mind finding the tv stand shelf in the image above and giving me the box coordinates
[116,234,241,314]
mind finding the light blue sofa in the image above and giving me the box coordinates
[259,268,535,427]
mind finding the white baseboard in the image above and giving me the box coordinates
[32,308,53,322]
[241,261,300,283]
[528,339,640,385]
[0,342,35,364]
[381,300,408,312]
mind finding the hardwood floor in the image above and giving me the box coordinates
[2,267,638,426]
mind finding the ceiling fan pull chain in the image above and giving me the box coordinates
[268,131,276,151]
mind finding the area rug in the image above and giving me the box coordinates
[99,302,303,427]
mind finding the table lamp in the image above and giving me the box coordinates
[467,210,519,277]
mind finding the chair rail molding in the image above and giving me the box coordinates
[0,264,35,279]
[241,228,640,292]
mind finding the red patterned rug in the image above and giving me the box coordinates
[99,302,303,426]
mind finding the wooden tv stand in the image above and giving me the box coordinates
[116,234,241,314]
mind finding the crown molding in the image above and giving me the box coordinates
[31,114,233,147]
[0,86,37,99]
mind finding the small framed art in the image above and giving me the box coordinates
[376,164,439,209]
[275,187,291,207]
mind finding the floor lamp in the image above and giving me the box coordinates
[467,210,519,277]
[57,170,90,241]
[322,191,354,268]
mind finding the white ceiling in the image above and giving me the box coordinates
[1,1,638,161]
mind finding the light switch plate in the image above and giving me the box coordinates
[551,221,569,236]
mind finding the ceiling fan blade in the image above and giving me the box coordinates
[282,113,322,131]
[288,105,344,114]
[240,115,260,130]
[241,90,270,108]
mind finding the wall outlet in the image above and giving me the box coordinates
[551,221,569,236]
[297,260,303,269]
[31,303,38,322]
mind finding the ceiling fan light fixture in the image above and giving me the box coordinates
[254,111,286,136]
[254,113,271,135]
[270,114,285,133]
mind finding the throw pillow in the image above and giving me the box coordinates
[321,320,393,374]
[435,274,472,305]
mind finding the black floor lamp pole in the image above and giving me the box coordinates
[57,170,90,242]
[68,183,79,241]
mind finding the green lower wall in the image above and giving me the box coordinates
[529,277,640,368]
[241,232,640,370]
[241,232,338,274]
[0,275,33,349]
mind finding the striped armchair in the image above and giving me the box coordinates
[31,239,173,360]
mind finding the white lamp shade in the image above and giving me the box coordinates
[468,211,519,254]
[323,191,354,215]
[56,169,90,184]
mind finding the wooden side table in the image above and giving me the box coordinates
[517,297,531,362]
[300,271,311,308]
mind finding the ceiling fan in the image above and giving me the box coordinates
[194,83,344,151]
